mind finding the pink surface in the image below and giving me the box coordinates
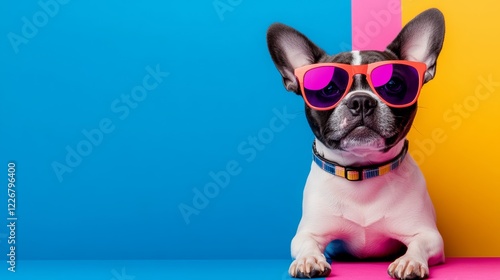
[326,258,500,279]
[351,0,402,50]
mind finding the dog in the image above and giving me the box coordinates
[266,8,445,279]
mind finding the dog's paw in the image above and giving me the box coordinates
[289,255,331,278]
[387,257,429,279]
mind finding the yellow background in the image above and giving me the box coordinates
[404,1,500,256]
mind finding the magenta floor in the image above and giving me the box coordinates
[326,258,500,279]
[1,258,498,279]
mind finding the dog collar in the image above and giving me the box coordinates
[312,140,409,181]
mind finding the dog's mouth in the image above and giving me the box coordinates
[339,126,386,152]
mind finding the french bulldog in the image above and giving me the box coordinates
[266,8,445,279]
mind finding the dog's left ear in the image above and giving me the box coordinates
[387,8,445,83]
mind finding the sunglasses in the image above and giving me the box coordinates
[294,60,427,110]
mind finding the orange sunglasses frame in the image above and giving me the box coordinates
[294,60,427,111]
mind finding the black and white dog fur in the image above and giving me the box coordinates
[267,8,445,279]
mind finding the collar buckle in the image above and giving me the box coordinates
[344,167,362,181]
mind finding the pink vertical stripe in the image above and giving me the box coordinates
[351,0,402,50]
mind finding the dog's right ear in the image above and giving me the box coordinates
[267,23,326,93]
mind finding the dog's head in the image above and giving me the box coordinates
[267,8,445,156]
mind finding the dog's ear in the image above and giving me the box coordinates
[387,8,445,83]
[267,23,326,93]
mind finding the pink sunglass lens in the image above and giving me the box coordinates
[371,64,393,87]
[303,67,335,90]
[371,63,420,106]
[302,66,349,109]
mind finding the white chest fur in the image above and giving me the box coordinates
[295,155,437,257]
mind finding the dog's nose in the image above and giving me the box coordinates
[346,93,377,117]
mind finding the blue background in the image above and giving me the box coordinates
[0,0,351,260]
